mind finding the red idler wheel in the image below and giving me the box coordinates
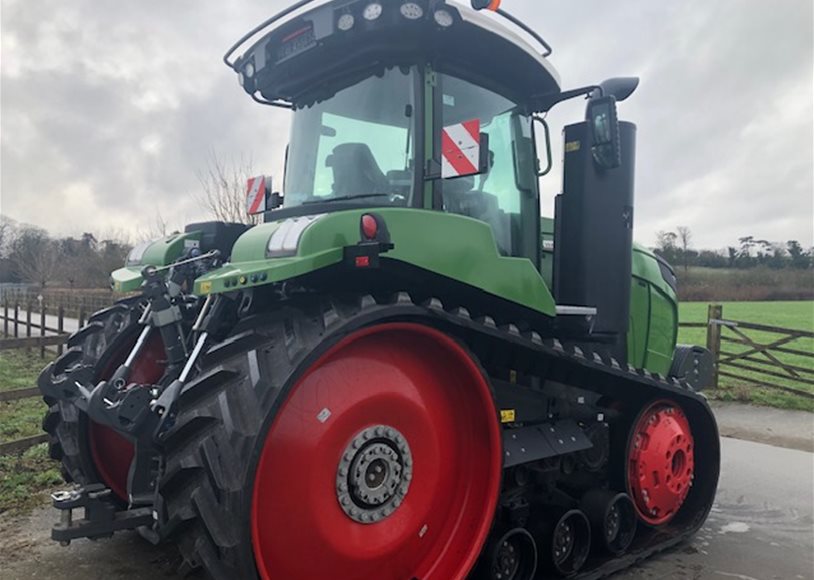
[251,323,502,580]
[626,400,694,526]
[88,333,166,501]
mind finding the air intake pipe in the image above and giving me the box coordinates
[553,98,637,352]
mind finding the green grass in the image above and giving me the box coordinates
[678,301,814,412]
[0,350,52,442]
[0,350,62,514]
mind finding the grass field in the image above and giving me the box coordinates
[0,351,61,514]
[678,301,814,411]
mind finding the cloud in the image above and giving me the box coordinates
[1,0,812,250]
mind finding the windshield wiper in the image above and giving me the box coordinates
[302,193,392,205]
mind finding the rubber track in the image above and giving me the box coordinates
[157,292,720,580]
[38,297,146,487]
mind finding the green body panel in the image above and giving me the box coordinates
[111,232,201,293]
[629,247,678,374]
[539,218,677,374]
[195,209,557,316]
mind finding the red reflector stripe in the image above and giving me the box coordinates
[355,256,370,268]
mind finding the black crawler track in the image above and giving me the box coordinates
[157,291,719,580]
[40,297,146,489]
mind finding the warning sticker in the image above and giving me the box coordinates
[441,119,481,178]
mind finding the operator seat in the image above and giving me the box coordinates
[326,143,389,197]
[443,177,511,256]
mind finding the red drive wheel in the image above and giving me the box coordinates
[626,400,695,526]
[88,333,166,501]
[251,323,502,580]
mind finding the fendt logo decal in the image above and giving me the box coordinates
[441,119,481,178]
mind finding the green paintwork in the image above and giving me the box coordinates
[110,231,201,293]
[629,246,678,375]
[194,208,557,316]
[539,217,677,375]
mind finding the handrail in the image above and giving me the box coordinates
[495,8,552,57]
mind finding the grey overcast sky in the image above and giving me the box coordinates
[1,0,812,249]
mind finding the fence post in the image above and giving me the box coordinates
[13,302,19,338]
[79,298,86,328]
[3,299,7,337]
[40,303,47,358]
[706,303,723,390]
[58,305,65,355]
[25,301,32,353]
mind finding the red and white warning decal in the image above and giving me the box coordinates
[246,175,270,215]
[441,119,481,178]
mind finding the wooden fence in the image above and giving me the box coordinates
[1,302,812,455]
[0,299,81,358]
[700,304,814,400]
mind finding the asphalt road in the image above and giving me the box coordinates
[0,437,811,580]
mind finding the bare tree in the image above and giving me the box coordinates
[194,152,260,225]
[11,226,61,288]
[676,226,692,272]
[136,210,174,243]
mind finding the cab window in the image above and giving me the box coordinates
[439,75,538,260]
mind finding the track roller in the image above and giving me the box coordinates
[580,490,637,556]
[533,509,591,577]
[473,527,537,580]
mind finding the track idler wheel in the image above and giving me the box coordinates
[533,509,591,577]
[580,490,637,555]
[473,527,537,580]
[627,400,695,526]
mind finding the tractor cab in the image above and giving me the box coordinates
[228,0,641,345]
[231,0,561,265]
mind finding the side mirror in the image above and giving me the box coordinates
[587,96,621,169]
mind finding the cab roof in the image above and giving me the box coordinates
[231,0,561,108]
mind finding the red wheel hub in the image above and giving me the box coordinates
[627,400,694,526]
[251,323,502,580]
[88,332,165,501]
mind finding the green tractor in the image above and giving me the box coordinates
[39,1,719,578]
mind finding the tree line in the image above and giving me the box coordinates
[0,216,132,289]
[655,227,812,272]
[0,153,256,289]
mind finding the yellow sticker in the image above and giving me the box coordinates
[199,281,212,294]
[500,409,516,423]
[565,140,581,152]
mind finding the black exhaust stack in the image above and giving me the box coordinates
[554,96,637,349]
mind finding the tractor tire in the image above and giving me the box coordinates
[157,296,502,579]
[40,297,165,501]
